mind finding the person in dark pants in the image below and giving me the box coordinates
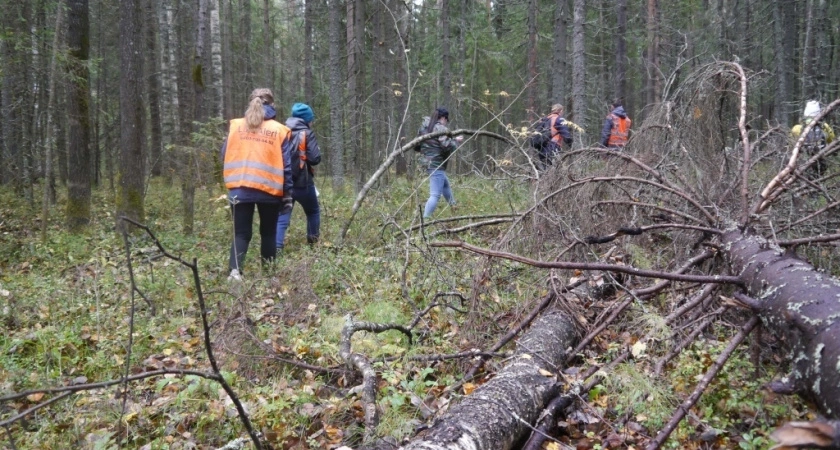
[221,88,293,281]
[537,103,573,169]
[275,103,322,250]
[600,100,632,149]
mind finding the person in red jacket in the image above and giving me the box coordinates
[220,88,293,281]
[600,100,632,149]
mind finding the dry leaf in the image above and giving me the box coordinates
[26,392,44,402]
[462,382,477,395]
[538,369,554,377]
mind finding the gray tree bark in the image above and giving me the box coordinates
[327,0,344,189]
[400,310,578,450]
[571,0,585,134]
[118,0,147,229]
[550,0,567,105]
[724,229,840,418]
[145,0,163,177]
[66,0,93,230]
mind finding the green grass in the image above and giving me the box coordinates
[0,173,811,449]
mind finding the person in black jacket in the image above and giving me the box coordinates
[275,103,322,249]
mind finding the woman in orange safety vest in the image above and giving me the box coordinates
[221,88,293,281]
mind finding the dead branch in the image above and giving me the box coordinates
[339,315,414,441]
[431,241,740,285]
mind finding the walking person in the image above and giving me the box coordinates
[535,104,573,170]
[221,88,293,281]
[417,107,462,219]
[600,100,632,149]
[791,100,835,176]
[275,103,322,250]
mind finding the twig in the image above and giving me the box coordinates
[776,232,840,247]
[120,218,264,450]
[654,307,726,376]
[521,395,575,450]
[432,241,741,285]
[646,316,760,450]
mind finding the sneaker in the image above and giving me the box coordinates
[227,269,243,282]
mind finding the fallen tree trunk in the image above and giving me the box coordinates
[399,310,578,450]
[724,229,840,418]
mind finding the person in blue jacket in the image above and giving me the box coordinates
[275,103,322,250]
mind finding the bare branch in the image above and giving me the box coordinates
[431,241,741,285]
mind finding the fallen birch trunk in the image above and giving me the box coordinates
[399,310,578,450]
[723,229,840,417]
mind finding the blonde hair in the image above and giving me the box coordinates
[551,104,564,114]
[245,88,274,130]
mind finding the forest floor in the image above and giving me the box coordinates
[0,176,812,450]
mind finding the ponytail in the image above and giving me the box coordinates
[244,88,274,130]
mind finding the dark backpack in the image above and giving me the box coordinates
[803,123,827,154]
[528,116,552,149]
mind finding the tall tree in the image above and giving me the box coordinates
[145,0,164,177]
[615,0,627,105]
[571,0,585,133]
[646,0,661,107]
[526,0,537,116]
[327,0,344,189]
[118,0,147,227]
[346,0,365,191]
[550,0,568,105]
[210,0,223,118]
[66,0,92,230]
[303,0,314,103]
[773,0,794,127]
[441,0,452,109]
[41,3,66,242]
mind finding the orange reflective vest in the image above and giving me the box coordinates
[223,118,291,196]
[546,113,562,145]
[607,114,631,147]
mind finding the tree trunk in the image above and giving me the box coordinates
[66,0,92,230]
[41,3,66,242]
[801,0,815,99]
[526,0,537,116]
[118,0,147,229]
[221,0,233,120]
[400,310,578,450]
[303,0,313,103]
[327,0,344,189]
[550,0,567,105]
[209,0,223,119]
[145,0,164,177]
[262,0,273,87]
[441,0,452,110]
[571,0,585,133]
[645,0,661,107]
[724,230,840,417]
[615,0,627,105]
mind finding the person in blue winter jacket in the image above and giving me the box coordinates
[275,103,322,250]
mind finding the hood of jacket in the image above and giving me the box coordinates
[611,106,627,118]
[285,116,311,132]
[262,104,276,120]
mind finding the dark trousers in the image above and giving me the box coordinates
[229,202,281,272]
[275,185,321,249]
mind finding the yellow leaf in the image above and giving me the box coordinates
[27,393,45,402]
[546,442,561,450]
[122,412,138,424]
[538,369,554,377]
[463,383,477,396]
[163,348,174,356]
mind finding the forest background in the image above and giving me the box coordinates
[3,0,840,449]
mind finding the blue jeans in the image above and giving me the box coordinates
[275,184,321,249]
[423,169,455,218]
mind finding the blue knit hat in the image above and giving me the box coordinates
[291,103,314,123]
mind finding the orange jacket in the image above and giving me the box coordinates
[223,118,291,197]
[606,113,631,147]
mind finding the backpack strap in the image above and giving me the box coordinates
[297,131,308,170]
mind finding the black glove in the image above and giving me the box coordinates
[280,195,294,215]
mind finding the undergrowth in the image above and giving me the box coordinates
[0,174,809,449]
